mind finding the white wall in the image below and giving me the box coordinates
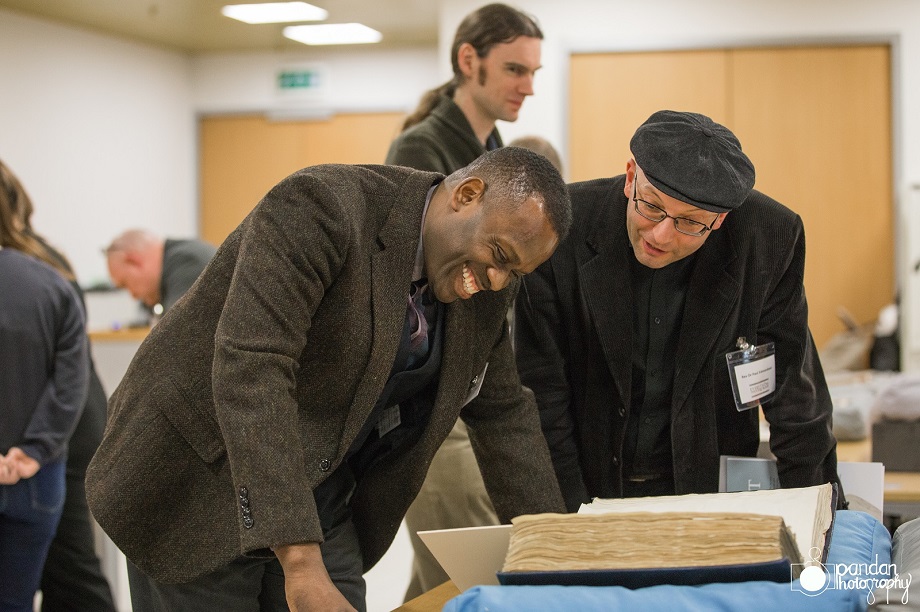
[0,9,439,290]
[0,8,196,287]
[191,46,440,115]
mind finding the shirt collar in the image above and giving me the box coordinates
[413,181,440,282]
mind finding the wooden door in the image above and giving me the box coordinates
[570,50,730,182]
[199,111,405,245]
[729,46,892,347]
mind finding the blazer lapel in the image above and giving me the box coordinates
[339,177,430,449]
[672,229,741,413]
[580,189,634,409]
[428,298,475,439]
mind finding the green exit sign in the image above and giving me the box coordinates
[278,70,320,90]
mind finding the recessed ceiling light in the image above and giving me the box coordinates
[284,23,383,46]
[221,2,328,25]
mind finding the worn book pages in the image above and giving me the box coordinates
[502,511,802,572]
[579,483,835,566]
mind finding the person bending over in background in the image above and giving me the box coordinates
[104,228,216,315]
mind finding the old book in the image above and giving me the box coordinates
[497,483,835,588]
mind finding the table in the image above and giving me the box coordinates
[88,326,150,400]
[88,327,151,342]
[394,581,460,612]
[837,438,920,530]
[836,439,920,504]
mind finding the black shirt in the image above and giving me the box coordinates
[624,251,697,480]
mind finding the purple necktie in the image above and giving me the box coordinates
[408,281,429,355]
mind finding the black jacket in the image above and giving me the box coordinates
[385,96,501,173]
[515,175,841,511]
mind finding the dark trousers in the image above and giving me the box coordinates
[40,470,116,612]
[128,466,366,612]
[0,460,66,612]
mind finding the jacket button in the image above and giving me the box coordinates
[618,407,625,417]
[239,487,248,498]
[612,456,619,466]
[320,459,331,472]
[470,376,479,388]
[243,517,254,529]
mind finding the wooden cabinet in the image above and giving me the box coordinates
[199,111,405,245]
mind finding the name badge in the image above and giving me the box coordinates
[725,337,776,411]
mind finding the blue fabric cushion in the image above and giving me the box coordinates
[443,511,891,612]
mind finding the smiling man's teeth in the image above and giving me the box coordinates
[462,264,480,295]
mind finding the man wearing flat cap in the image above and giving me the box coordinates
[514,109,843,511]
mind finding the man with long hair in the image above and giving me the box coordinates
[385,4,546,599]
[387,3,542,173]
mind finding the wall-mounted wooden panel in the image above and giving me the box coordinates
[730,45,892,347]
[570,50,729,183]
[200,112,405,245]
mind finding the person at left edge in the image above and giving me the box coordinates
[86,146,571,612]
[0,158,118,612]
[1,160,90,612]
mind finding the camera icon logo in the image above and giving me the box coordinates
[791,548,830,596]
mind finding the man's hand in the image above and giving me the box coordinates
[0,447,40,485]
[274,542,356,612]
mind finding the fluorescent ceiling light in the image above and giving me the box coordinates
[284,23,382,46]
[221,2,328,24]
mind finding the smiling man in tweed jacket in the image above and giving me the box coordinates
[86,146,569,612]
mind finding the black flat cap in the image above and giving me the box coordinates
[630,110,755,213]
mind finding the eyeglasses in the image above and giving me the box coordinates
[632,181,718,237]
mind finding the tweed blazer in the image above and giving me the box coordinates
[86,163,564,583]
[514,175,840,512]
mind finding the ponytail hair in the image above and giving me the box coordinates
[401,82,457,131]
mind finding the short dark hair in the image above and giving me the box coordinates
[401,4,543,131]
[449,146,572,241]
